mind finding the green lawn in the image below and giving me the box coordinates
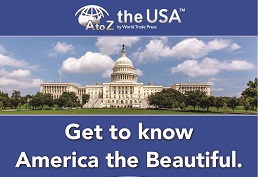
[0,107,256,115]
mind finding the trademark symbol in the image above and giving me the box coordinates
[179,8,186,12]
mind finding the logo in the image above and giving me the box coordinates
[75,5,114,31]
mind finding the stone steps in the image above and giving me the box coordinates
[83,99,97,108]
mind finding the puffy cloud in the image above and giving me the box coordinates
[221,60,255,71]
[0,77,42,88]
[102,69,112,78]
[49,41,74,57]
[0,45,41,93]
[133,39,167,63]
[0,45,6,53]
[211,88,224,92]
[133,38,241,63]
[8,69,31,78]
[0,53,37,69]
[233,92,242,98]
[229,43,241,51]
[171,58,255,77]
[171,58,221,77]
[208,77,224,82]
[161,38,207,59]
[207,77,226,86]
[135,69,144,76]
[0,68,42,90]
[0,68,7,76]
[60,52,115,74]
[96,37,140,55]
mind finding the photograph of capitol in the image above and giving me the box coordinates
[40,45,211,108]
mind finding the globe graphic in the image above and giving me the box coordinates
[75,5,109,26]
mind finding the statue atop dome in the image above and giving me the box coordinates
[121,44,126,57]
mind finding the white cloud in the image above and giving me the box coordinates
[8,69,31,78]
[61,52,115,74]
[0,45,41,92]
[208,77,224,82]
[0,77,42,88]
[133,38,241,63]
[207,77,226,86]
[96,37,140,55]
[171,58,221,77]
[234,92,242,98]
[207,81,215,86]
[205,39,231,51]
[161,38,207,59]
[229,43,241,51]
[0,45,6,53]
[154,37,168,42]
[211,88,224,92]
[0,68,42,91]
[49,41,74,57]
[0,53,37,69]
[102,69,112,78]
[135,69,144,76]
[171,58,255,77]
[0,68,7,76]
[221,60,255,71]
[133,39,167,63]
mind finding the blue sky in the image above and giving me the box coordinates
[0,37,256,97]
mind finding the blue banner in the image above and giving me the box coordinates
[0,116,256,177]
[0,0,256,35]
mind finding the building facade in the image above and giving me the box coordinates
[40,46,210,108]
[172,83,211,96]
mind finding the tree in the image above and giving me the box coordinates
[82,94,90,105]
[0,101,3,111]
[227,97,239,112]
[56,92,80,108]
[243,100,250,112]
[200,96,214,112]
[43,93,54,109]
[30,92,44,109]
[11,90,21,108]
[24,94,32,109]
[241,78,257,110]
[186,90,206,111]
[148,88,186,109]
[214,97,224,111]
[223,102,228,113]
[179,102,186,110]
[17,102,22,111]
[0,91,10,109]
[55,96,66,108]
[172,100,179,109]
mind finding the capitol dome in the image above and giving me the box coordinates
[111,45,137,83]
[115,56,133,65]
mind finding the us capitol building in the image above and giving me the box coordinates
[40,46,211,108]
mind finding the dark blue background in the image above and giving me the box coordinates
[0,0,256,35]
[0,116,256,177]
